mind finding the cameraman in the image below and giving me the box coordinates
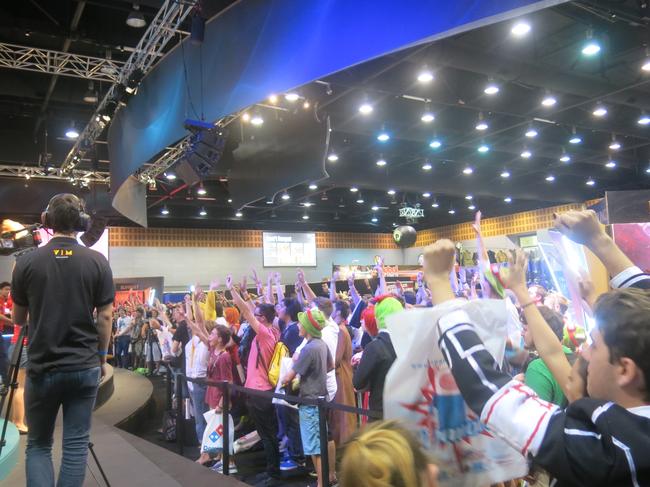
[10,193,114,486]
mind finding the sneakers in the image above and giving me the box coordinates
[280,458,299,471]
[210,460,238,474]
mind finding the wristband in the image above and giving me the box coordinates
[97,350,108,356]
[521,301,536,310]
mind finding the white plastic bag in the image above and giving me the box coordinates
[384,299,528,487]
[201,409,234,454]
[272,357,298,409]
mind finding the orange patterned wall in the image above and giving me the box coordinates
[110,200,599,249]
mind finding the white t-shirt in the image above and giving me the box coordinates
[296,317,339,401]
[184,335,209,390]
[216,317,228,326]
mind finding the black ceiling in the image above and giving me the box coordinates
[1,0,650,232]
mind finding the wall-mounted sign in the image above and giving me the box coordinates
[398,207,425,219]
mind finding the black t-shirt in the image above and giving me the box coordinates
[171,320,190,369]
[11,236,114,375]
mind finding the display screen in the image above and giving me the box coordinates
[37,228,110,260]
[263,232,316,267]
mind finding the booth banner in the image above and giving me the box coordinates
[332,264,421,280]
[384,300,528,487]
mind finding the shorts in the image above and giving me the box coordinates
[298,404,322,456]
[144,341,162,362]
[8,343,28,369]
[132,340,144,357]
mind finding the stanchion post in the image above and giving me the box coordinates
[175,375,184,455]
[165,364,172,411]
[318,397,329,487]
[222,381,230,476]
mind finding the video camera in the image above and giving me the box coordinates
[0,220,42,256]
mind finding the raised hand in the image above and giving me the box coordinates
[297,269,306,285]
[332,271,340,281]
[251,268,261,286]
[423,239,456,280]
[274,272,281,285]
[501,249,528,293]
[472,210,482,235]
[347,272,355,288]
[553,210,604,247]
[225,275,233,290]
[209,279,220,291]
[240,275,248,290]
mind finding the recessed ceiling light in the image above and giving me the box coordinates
[468,204,476,210]
[421,162,432,171]
[371,217,378,223]
[387,189,396,195]
[431,201,439,208]
[285,93,299,102]
[302,202,313,207]
[586,178,596,186]
[199,208,207,216]
[525,128,538,138]
[165,172,176,181]
[545,175,555,182]
[500,170,510,178]
[560,153,571,163]
[356,197,365,204]
[593,105,608,117]
[422,192,431,198]
[475,121,489,131]
[511,21,531,37]
[302,214,309,220]
[281,192,290,200]
[308,183,318,190]
[376,158,387,167]
[484,82,499,95]
[160,206,169,215]
[638,115,650,125]
[429,139,442,148]
[227,198,232,203]
[235,211,243,217]
[541,95,557,107]
[569,136,582,144]
[417,69,434,83]
[358,103,373,115]
[377,131,390,142]
[582,39,601,57]
[65,124,79,139]
[197,185,207,195]
[478,144,490,153]
[504,196,512,203]
[350,187,359,192]
[250,114,264,126]
[520,149,532,159]
[609,140,621,151]
[463,167,474,175]
[421,111,435,123]
[465,195,473,200]
[327,153,339,162]
[448,208,456,214]
[605,159,617,169]
[371,205,379,211]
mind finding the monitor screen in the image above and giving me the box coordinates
[263,232,316,267]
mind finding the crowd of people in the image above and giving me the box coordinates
[103,209,649,487]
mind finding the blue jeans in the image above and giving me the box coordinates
[115,336,131,368]
[189,381,208,443]
[25,367,100,487]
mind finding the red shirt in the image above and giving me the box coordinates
[205,349,233,409]
[1,294,13,334]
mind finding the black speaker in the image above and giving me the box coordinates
[176,130,226,185]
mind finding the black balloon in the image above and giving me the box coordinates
[393,225,417,247]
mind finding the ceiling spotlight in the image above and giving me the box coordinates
[511,21,531,37]
[235,211,243,217]
[327,153,339,162]
[376,157,387,167]
[484,81,500,95]
[371,205,379,211]
[387,189,396,195]
[285,93,299,102]
[545,175,555,182]
[520,149,532,159]
[417,69,434,83]
[241,112,250,122]
[609,136,621,151]
[569,127,582,144]
[421,161,432,171]
[358,102,373,115]
[356,196,365,204]
[303,101,310,109]
[301,214,310,220]
[160,206,169,215]
[266,199,274,204]
[302,202,313,207]
[468,204,476,210]
[541,94,557,107]
[500,170,511,178]
[642,57,650,72]
[465,195,473,200]
[126,3,146,28]
[463,167,474,175]
[371,217,378,223]
[560,152,571,163]
[268,94,278,104]
[638,114,650,125]
[197,184,207,196]
[83,81,98,104]
[350,187,359,193]
[605,159,617,169]
[448,208,456,214]
[475,112,488,131]
[581,31,601,57]
[429,139,442,149]
[377,131,390,142]
[250,114,264,126]
[646,166,650,174]
[504,196,512,203]
[478,144,490,153]
[431,201,440,208]
[421,109,435,123]
[65,123,79,139]
[592,105,608,118]
[525,127,538,138]
[281,192,290,200]
[586,178,595,186]
[227,198,232,203]
[308,183,318,190]
[199,207,207,216]
[422,192,431,198]
[165,172,176,181]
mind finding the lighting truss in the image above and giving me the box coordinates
[0,42,125,82]
[61,0,196,174]
[0,164,110,185]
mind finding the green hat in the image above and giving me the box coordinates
[298,308,327,338]
[374,295,404,330]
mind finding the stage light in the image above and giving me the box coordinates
[605,159,617,169]
[327,153,339,162]
[199,207,207,216]
[197,184,207,195]
[421,162,432,171]
[417,69,434,83]
[421,111,435,123]
[586,178,595,186]
[431,201,439,208]
[281,192,290,200]
[268,94,278,104]
[545,175,555,182]
[165,172,176,181]
[376,157,387,167]
[463,167,474,175]
[504,196,512,203]
[83,81,97,104]
[484,82,499,95]
[65,124,79,139]
[308,183,318,190]
[429,139,442,149]
[593,105,607,117]
[638,114,650,125]
[359,103,373,115]
[511,21,531,37]
[250,114,264,126]
[478,144,489,153]
[350,187,358,193]
[525,127,538,138]
[371,217,378,223]
[161,206,169,215]
[285,93,299,102]
[387,189,396,195]
[377,131,390,142]
[371,205,379,211]
[235,211,243,217]
[126,3,146,28]
[500,170,511,178]
[468,204,476,210]
[541,94,557,107]
[465,195,473,200]
[521,149,532,159]
[422,192,431,198]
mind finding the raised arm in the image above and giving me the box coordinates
[251,269,265,303]
[297,268,317,304]
[329,271,339,302]
[347,272,361,307]
[502,249,573,400]
[471,211,493,299]
[227,275,262,334]
[274,272,285,302]
[374,262,387,296]
[266,274,274,304]
[295,280,305,308]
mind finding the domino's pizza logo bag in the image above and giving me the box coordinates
[201,410,235,454]
[384,299,528,487]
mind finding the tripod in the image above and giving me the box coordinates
[0,325,112,486]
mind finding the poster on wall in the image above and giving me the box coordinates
[611,222,650,272]
[263,232,317,267]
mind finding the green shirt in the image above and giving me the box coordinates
[524,346,573,406]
